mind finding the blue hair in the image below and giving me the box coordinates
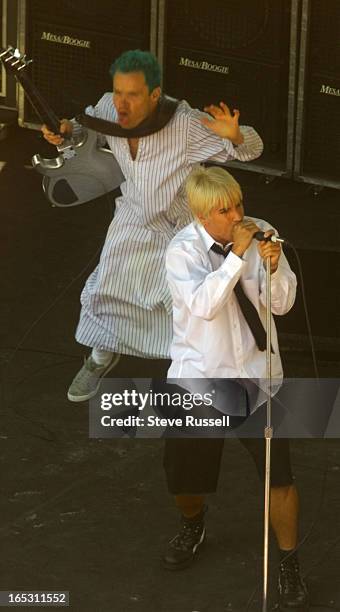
[109,49,161,93]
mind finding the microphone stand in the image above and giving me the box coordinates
[262,254,273,612]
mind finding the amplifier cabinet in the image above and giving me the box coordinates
[1,0,18,112]
[158,0,300,177]
[17,0,158,128]
[294,0,340,188]
[0,0,6,99]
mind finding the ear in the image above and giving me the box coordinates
[197,213,207,225]
[151,86,161,102]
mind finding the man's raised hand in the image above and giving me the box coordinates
[231,220,260,258]
[201,102,244,145]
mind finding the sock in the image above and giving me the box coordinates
[91,348,113,367]
[175,495,205,519]
[279,548,298,565]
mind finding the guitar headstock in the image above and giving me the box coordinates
[0,46,33,77]
[1,45,61,132]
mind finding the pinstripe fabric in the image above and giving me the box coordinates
[75,93,263,358]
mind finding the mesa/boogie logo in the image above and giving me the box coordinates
[320,84,340,97]
[41,31,91,49]
[179,56,229,75]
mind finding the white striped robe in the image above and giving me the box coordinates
[74,93,263,358]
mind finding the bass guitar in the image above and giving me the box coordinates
[0,46,124,207]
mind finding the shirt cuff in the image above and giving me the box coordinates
[226,126,264,161]
[70,118,85,141]
[221,249,244,275]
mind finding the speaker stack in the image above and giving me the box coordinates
[0,0,5,101]
[158,0,300,178]
[17,0,158,128]
[1,0,18,117]
[11,0,340,191]
[294,0,340,189]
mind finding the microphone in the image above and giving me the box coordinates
[253,231,285,244]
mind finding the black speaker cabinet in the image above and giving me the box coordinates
[1,0,18,113]
[295,0,340,188]
[158,0,300,176]
[17,0,157,128]
[0,0,5,100]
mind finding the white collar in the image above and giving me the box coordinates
[195,222,233,253]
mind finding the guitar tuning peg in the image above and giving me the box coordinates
[17,58,33,71]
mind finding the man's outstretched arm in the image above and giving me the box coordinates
[187,101,263,164]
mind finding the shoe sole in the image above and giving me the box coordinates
[67,354,121,402]
[278,578,309,611]
[162,529,206,571]
[278,603,309,612]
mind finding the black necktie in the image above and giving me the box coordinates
[210,242,267,352]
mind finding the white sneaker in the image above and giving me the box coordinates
[67,354,120,402]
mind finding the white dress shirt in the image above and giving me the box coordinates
[73,94,264,358]
[166,219,297,382]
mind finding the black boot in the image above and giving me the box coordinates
[162,507,206,570]
[278,552,309,610]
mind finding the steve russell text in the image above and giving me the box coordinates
[101,415,230,428]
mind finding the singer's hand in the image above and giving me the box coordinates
[41,119,73,145]
[232,220,260,257]
[257,231,281,273]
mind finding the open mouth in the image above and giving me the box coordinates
[118,112,129,125]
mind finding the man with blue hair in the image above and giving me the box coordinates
[42,49,263,402]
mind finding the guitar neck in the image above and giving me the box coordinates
[16,67,61,133]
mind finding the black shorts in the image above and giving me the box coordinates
[163,436,293,494]
[153,380,294,494]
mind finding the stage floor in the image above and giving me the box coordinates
[1,126,340,611]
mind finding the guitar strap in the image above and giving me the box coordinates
[76,95,179,138]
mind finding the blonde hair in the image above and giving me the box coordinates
[185,165,242,220]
